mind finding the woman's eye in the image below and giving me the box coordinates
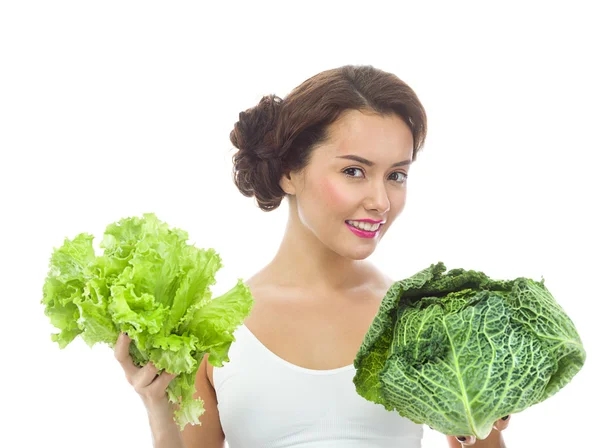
[343,167,364,178]
[389,172,407,183]
[343,168,407,184]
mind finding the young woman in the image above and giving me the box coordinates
[115,65,510,447]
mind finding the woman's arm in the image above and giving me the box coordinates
[180,353,226,448]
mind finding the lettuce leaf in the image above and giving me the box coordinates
[42,213,253,430]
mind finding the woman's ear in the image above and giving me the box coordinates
[279,171,296,195]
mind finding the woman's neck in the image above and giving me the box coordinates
[261,215,381,293]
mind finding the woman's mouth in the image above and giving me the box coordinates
[345,220,382,239]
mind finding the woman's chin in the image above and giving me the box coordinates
[343,244,378,261]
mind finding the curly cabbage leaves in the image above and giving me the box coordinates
[353,262,585,439]
[41,213,253,430]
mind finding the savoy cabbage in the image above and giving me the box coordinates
[353,262,585,439]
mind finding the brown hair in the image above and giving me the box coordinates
[230,64,427,212]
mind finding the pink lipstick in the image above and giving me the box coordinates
[345,221,381,239]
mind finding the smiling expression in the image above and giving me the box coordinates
[281,109,415,260]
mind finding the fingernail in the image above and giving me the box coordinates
[502,415,509,420]
[457,436,466,442]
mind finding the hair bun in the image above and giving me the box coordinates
[230,94,286,211]
[230,94,282,159]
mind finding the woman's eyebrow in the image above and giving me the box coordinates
[336,154,412,168]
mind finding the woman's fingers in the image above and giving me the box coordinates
[134,361,160,391]
[137,365,178,405]
[114,331,179,405]
[147,370,178,396]
[454,415,510,445]
[455,435,477,445]
[493,415,511,431]
[114,332,139,383]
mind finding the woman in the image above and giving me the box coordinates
[115,65,511,447]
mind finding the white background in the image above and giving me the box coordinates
[1,1,598,447]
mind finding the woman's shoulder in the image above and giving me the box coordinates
[363,263,395,295]
[380,272,395,291]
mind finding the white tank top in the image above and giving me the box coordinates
[213,324,423,448]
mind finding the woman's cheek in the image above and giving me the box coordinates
[318,177,353,209]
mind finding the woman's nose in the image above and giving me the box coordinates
[365,182,391,214]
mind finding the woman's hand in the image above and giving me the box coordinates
[451,415,510,446]
[114,332,178,409]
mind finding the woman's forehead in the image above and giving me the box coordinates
[317,111,414,162]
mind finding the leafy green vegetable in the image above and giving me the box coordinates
[354,262,585,439]
[42,213,253,430]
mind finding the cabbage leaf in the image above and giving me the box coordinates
[353,262,585,439]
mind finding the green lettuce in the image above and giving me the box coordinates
[42,213,253,430]
[354,262,585,439]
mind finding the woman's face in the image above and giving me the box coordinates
[282,109,415,260]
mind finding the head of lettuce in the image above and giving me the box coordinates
[353,262,585,440]
[41,213,253,430]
